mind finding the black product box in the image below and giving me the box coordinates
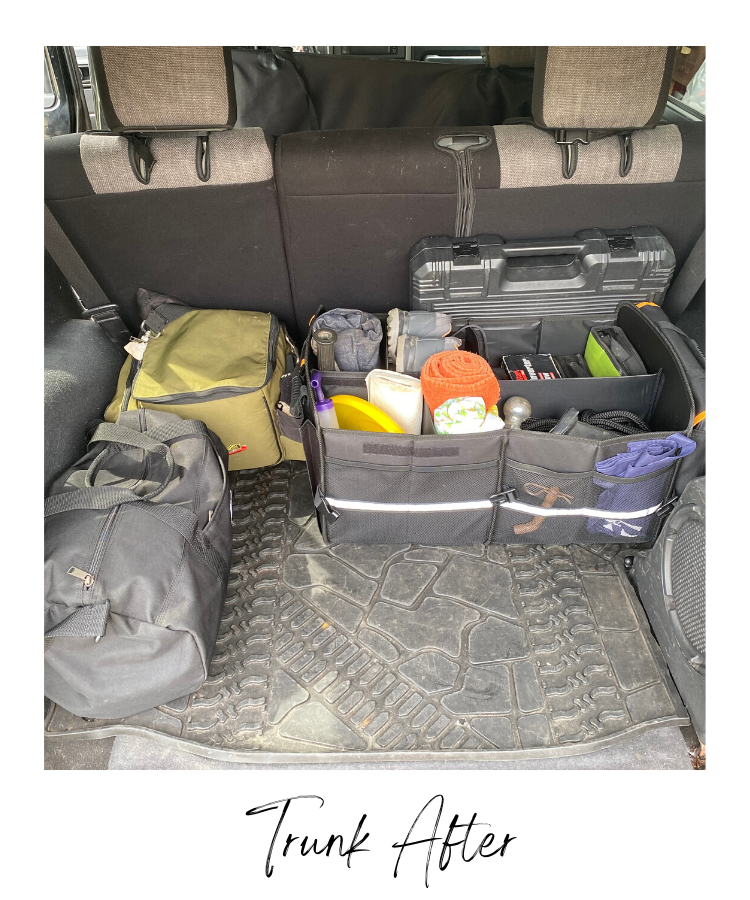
[502,354,561,381]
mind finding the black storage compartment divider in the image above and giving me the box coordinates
[299,303,695,547]
[487,372,662,421]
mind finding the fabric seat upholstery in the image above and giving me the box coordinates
[44,252,124,492]
[44,46,295,336]
[276,46,703,332]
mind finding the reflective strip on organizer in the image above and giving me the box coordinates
[328,499,493,513]
[326,498,665,519]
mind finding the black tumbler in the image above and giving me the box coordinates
[313,327,337,371]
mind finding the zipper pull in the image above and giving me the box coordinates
[68,566,94,588]
[124,334,150,361]
[124,328,160,361]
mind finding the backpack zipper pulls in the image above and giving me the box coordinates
[121,329,161,410]
[124,329,158,361]
[68,566,94,588]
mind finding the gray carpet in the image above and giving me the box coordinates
[45,737,115,770]
[108,726,692,770]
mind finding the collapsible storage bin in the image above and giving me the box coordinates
[299,302,696,546]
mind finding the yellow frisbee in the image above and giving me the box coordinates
[331,395,405,433]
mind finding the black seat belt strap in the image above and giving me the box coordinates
[663,230,705,322]
[44,204,131,346]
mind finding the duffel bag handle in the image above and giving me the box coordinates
[44,419,210,517]
[44,419,208,517]
[84,422,175,500]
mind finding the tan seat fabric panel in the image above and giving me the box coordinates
[493,123,682,189]
[97,46,231,130]
[80,128,273,194]
[536,47,672,130]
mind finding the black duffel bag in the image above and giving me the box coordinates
[44,409,232,719]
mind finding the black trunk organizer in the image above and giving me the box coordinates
[298,302,695,547]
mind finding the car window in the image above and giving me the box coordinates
[44,49,57,110]
[278,46,484,62]
[679,60,706,114]
[670,46,706,113]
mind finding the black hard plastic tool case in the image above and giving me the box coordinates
[410,227,675,319]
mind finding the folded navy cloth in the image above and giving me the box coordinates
[595,433,696,478]
[312,309,383,372]
[588,433,695,538]
[589,473,672,538]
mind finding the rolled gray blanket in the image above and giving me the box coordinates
[311,308,383,372]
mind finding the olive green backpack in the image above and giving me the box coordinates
[105,290,305,470]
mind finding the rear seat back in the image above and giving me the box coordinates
[44,46,295,336]
[276,46,704,331]
[276,127,482,334]
[484,47,536,68]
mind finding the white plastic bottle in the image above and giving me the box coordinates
[310,372,339,429]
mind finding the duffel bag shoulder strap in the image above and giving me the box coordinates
[44,204,131,346]
[84,422,176,489]
[94,418,208,446]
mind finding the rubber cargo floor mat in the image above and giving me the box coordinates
[45,462,689,762]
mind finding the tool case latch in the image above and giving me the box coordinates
[607,233,637,253]
[452,239,480,260]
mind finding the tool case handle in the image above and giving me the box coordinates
[501,238,587,258]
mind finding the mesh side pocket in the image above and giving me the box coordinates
[494,462,597,545]
[408,461,499,544]
[275,404,302,443]
[587,468,672,544]
[323,460,411,544]
[407,510,491,545]
[324,459,410,504]
[326,510,410,544]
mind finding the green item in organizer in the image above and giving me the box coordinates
[584,330,622,378]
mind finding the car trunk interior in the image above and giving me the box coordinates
[44,45,705,767]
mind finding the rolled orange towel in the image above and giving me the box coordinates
[420,350,500,415]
